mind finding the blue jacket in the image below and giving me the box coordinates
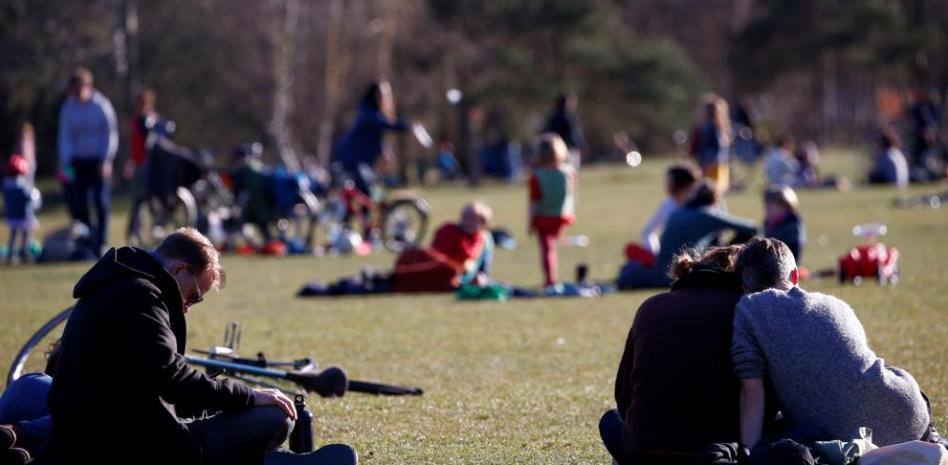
[764,212,805,263]
[332,105,407,172]
[57,91,118,165]
[3,177,32,222]
[657,206,758,272]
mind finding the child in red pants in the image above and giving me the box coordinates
[529,134,577,287]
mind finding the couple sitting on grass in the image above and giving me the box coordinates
[602,237,941,464]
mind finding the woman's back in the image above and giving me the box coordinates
[615,268,743,454]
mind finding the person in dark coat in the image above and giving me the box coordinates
[45,228,336,465]
[332,81,409,196]
[601,245,746,465]
[544,93,586,168]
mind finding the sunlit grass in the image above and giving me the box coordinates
[1,148,945,464]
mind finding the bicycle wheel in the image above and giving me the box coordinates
[127,189,198,248]
[380,199,429,252]
[7,307,72,386]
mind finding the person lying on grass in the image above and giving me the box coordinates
[398,200,495,291]
[601,245,750,465]
[46,228,356,465]
[733,237,933,449]
[300,202,495,295]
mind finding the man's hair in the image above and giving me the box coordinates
[666,163,701,195]
[69,67,93,87]
[735,237,796,292]
[155,228,226,289]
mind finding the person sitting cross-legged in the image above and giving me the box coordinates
[601,245,749,465]
[732,237,932,449]
[46,228,357,465]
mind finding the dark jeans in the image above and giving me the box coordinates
[599,409,626,463]
[599,409,696,465]
[185,406,293,465]
[616,261,672,290]
[70,158,111,252]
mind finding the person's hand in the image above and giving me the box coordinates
[101,161,113,180]
[252,388,297,420]
[473,272,489,287]
[57,166,74,184]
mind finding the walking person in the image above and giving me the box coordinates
[57,67,118,255]
[690,94,732,193]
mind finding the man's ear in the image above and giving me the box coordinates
[789,268,799,285]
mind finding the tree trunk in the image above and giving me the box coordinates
[268,0,301,171]
[317,0,345,167]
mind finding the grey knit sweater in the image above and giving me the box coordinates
[732,287,929,446]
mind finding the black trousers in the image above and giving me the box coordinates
[70,158,111,252]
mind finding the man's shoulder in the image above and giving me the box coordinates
[736,288,791,314]
[86,275,165,307]
[738,287,848,313]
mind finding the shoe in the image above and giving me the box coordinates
[0,425,15,450]
[264,444,358,465]
[0,447,30,465]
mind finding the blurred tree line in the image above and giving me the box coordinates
[1,0,945,178]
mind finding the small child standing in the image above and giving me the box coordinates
[763,185,805,263]
[529,134,577,287]
[3,155,38,264]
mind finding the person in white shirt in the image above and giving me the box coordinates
[641,163,701,255]
[763,137,801,187]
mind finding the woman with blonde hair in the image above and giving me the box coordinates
[690,94,732,193]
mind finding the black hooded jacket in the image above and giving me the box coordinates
[46,247,254,465]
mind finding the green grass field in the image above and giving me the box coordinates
[1,149,946,464]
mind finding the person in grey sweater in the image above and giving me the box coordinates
[731,237,930,448]
[58,67,118,254]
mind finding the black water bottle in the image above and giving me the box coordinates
[289,394,314,453]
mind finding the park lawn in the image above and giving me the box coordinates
[0,148,946,464]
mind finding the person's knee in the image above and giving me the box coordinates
[253,406,295,447]
[599,409,620,437]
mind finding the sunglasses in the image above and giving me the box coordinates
[185,267,204,307]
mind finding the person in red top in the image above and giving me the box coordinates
[529,134,577,287]
[125,88,158,181]
[392,202,494,292]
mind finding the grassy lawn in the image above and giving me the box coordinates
[0,149,946,464]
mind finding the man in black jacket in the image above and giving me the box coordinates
[46,228,306,465]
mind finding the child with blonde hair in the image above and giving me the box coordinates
[528,133,578,287]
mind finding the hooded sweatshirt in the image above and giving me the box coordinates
[47,247,253,465]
